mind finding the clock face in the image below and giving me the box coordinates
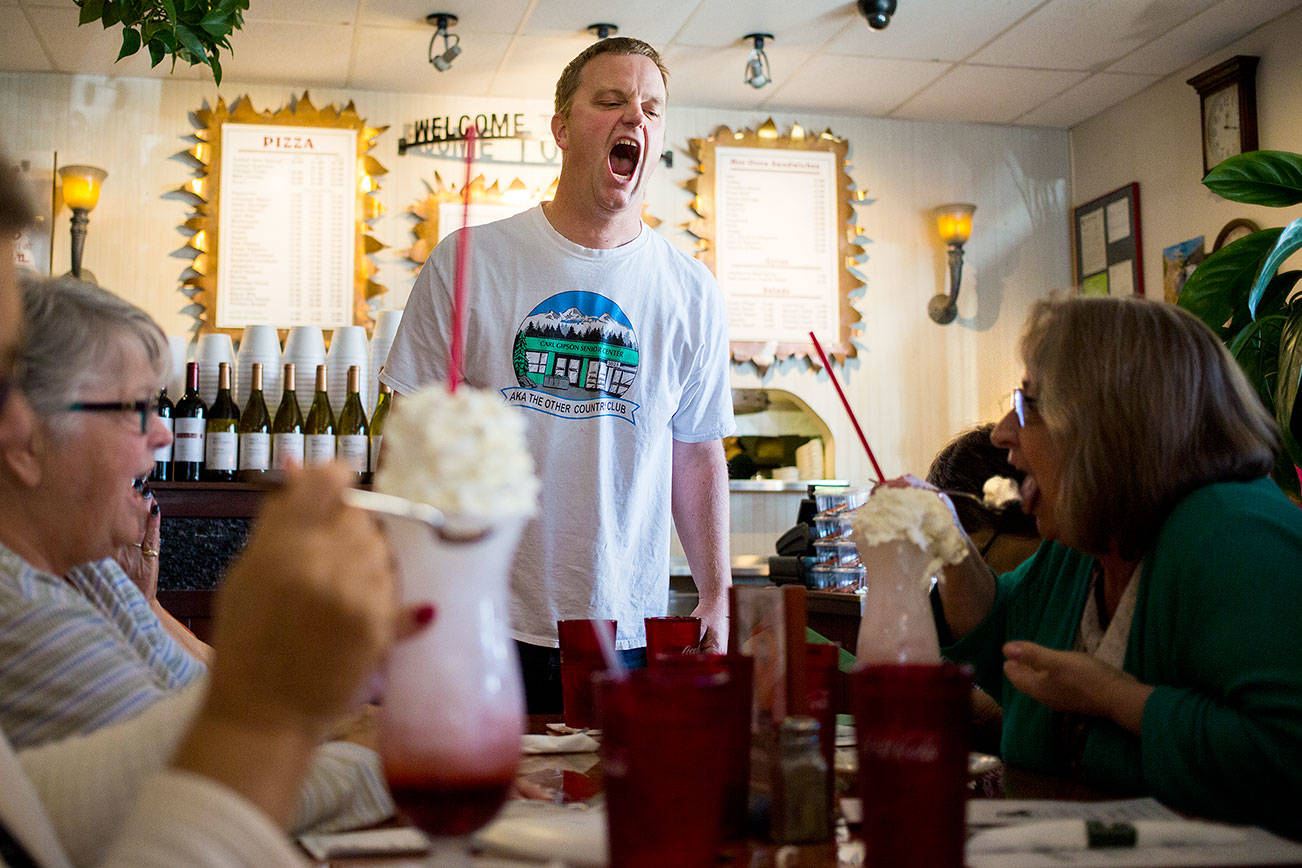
[1204,85,1241,168]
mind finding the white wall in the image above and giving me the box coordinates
[0,71,1071,485]
[1070,6,1302,298]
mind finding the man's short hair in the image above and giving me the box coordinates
[554,37,669,119]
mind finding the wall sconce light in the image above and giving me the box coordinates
[743,33,773,89]
[587,23,618,40]
[58,164,107,283]
[427,12,461,72]
[928,202,975,325]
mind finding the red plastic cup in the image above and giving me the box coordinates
[645,653,754,839]
[596,666,738,867]
[558,619,617,729]
[850,663,972,868]
[645,616,701,664]
[805,642,841,819]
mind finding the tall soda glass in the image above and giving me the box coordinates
[376,510,527,863]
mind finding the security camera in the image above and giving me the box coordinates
[857,0,897,30]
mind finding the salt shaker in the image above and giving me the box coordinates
[773,715,831,844]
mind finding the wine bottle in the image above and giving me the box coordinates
[203,362,240,482]
[369,382,391,478]
[151,386,174,481]
[335,365,369,482]
[237,362,271,481]
[172,362,207,482]
[303,364,336,465]
[271,363,305,471]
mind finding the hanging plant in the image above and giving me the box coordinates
[75,0,249,85]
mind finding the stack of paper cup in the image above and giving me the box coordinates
[326,325,369,412]
[236,325,283,410]
[165,336,188,402]
[283,326,326,417]
[369,309,404,413]
[195,333,236,406]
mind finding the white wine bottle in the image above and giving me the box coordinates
[369,382,391,479]
[237,362,271,481]
[335,365,369,482]
[172,362,206,482]
[271,362,305,470]
[303,363,336,465]
[203,362,240,482]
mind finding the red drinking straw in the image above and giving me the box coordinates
[449,127,478,394]
[808,330,885,483]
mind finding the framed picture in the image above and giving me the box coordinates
[1162,236,1205,304]
[1071,183,1143,297]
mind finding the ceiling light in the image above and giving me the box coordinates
[427,12,461,72]
[743,33,773,89]
[858,0,897,30]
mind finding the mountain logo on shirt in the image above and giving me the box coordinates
[502,291,641,424]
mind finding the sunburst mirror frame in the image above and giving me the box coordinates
[406,173,662,267]
[687,118,867,370]
[181,92,388,337]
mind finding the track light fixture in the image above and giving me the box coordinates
[587,23,618,40]
[427,12,461,72]
[857,0,897,30]
[743,33,773,89]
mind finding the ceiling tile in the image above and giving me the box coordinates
[351,26,515,95]
[658,42,815,113]
[675,0,855,49]
[221,21,352,87]
[970,0,1220,71]
[358,0,532,34]
[244,0,359,26]
[1015,71,1158,127]
[26,5,205,80]
[893,65,1087,124]
[486,35,596,103]
[1107,0,1302,75]
[0,8,50,71]
[520,0,700,44]
[823,0,1045,62]
[767,54,953,117]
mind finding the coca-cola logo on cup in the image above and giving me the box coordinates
[863,734,940,764]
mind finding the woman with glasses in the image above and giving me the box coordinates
[0,275,394,835]
[935,294,1302,836]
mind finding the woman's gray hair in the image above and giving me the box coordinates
[1021,294,1277,559]
[18,274,170,421]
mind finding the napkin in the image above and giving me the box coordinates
[298,827,429,860]
[967,819,1247,853]
[522,733,600,754]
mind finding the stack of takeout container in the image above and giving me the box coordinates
[194,332,235,406]
[326,326,369,412]
[807,487,869,591]
[369,309,403,413]
[282,326,326,417]
[235,325,282,410]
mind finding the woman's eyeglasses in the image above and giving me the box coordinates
[65,399,159,433]
[1010,388,1038,428]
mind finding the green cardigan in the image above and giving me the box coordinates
[944,478,1302,836]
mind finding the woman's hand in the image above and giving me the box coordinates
[115,494,161,601]
[1002,641,1154,734]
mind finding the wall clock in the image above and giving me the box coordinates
[1187,55,1259,176]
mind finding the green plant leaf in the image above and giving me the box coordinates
[209,52,222,85]
[1230,313,1286,409]
[101,4,119,27]
[1178,228,1283,337]
[1277,307,1302,461]
[116,26,142,60]
[1204,150,1302,207]
[160,0,178,27]
[78,0,104,27]
[1248,217,1302,317]
[173,22,206,62]
[147,37,165,67]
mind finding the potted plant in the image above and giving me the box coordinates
[75,0,248,85]
[1177,149,1302,497]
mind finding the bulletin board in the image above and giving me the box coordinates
[1071,183,1144,297]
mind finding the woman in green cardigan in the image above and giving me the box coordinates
[937,294,1302,836]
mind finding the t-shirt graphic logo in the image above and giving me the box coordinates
[502,291,641,424]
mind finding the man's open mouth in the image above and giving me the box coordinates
[609,138,641,179]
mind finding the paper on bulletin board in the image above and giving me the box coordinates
[1081,272,1109,296]
[1107,260,1135,296]
[1105,198,1131,242]
[1078,208,1107,276]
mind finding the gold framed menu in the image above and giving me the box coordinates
[688,119,865,369]
[183,93,388,336]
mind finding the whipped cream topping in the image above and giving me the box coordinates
[850,486,968,577]
[374,385,539,520]
[982,475,1022,510]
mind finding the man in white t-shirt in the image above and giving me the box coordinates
[381,37,735,711]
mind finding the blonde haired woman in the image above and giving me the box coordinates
[937,295,1302,835]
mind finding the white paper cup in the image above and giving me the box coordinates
[165,335,188,401]
[196,333,235,405]
[328,326,370,410]
[284,327,326,416]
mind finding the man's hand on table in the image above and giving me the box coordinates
[691,601,728,654]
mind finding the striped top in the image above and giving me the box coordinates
[0,545,204,749]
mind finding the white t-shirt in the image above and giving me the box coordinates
[382,206,735,649]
